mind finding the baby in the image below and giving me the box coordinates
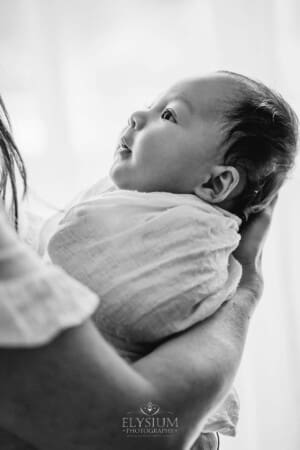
[110,70,297,219]
[23,71,300,437]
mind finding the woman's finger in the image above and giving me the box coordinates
[234,194,278,268]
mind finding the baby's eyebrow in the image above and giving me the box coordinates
[149,95,193,114]
[172,95,194,114]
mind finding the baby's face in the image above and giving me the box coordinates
[110,73,235,194]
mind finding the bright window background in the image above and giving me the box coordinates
[0,1,300,449]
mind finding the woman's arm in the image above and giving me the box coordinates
[0,298,249,450]
[0,202,274,450]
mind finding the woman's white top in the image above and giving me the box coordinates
[0,241,99,347]
[0,214,100,449]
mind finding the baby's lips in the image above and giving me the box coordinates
[117,147,132,159]
[121,136,132,151]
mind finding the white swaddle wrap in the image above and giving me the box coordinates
[42,178,242,436]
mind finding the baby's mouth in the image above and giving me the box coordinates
[117,138,132,158]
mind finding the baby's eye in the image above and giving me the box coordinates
[161,108,177,123]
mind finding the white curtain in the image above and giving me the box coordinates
[0,0,299,448]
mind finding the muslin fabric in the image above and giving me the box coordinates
[41,178,242,436]
[46,183,242,348]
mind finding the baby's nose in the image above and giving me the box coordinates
[128,110,146,130]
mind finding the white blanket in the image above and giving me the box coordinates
[41,178,242,436]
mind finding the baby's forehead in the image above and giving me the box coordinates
[163,75,239,119]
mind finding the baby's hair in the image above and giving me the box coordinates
[219,70,298,221]
[0,95,27,229]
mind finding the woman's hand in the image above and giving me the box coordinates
[234,196,278,305]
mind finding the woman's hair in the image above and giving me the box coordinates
[219,70,299,221]
[0,96,27,229]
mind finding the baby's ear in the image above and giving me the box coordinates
[193,165,240,203]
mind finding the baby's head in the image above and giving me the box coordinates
[110,71,298,220]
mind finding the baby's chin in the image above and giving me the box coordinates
[109,166,136,191]
[110,170,156,193]
[110,163,179,193]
